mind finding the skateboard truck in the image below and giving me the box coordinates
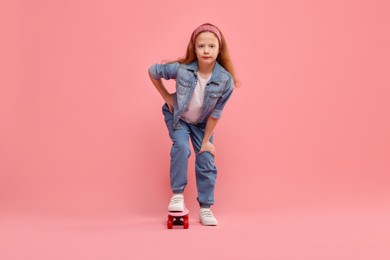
[167,206,189,229]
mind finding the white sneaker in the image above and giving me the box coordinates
[199,208,218,226]
[168,194,184,212]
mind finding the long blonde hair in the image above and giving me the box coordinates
[176,23,239,87]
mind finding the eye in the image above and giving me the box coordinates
[198,44,204,48]
[210,45,215,48]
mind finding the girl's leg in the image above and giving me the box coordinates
[162,104,191,193]
[188,124,217,208]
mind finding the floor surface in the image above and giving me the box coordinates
[1,205,389,260]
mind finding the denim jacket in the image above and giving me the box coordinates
[149,61,234,129]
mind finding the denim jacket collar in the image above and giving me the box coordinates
[181,61,223,85]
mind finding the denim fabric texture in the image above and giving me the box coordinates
[162,104,216,207]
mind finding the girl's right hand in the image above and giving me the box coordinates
[164,93,174,113]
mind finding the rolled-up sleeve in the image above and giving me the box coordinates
[148,62,180,80]
[210,78,234,119]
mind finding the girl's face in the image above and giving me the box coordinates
[194,32,220,66]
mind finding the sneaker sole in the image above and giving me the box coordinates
[168,206,184,212]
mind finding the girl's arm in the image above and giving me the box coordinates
[148,62,180,113]
[199,116,219,157]
[148,72,174,113]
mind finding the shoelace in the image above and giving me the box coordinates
[200,210,214,218]
[170,197,183,204]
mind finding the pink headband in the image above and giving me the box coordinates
[192,24,222,46]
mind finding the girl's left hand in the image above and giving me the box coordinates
[198,141,215,157]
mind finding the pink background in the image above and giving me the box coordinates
[1,0,389,259]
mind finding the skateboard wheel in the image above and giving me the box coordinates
[183,218,189,229]
[167,219,173,229]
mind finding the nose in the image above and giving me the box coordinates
[204,47,209,54]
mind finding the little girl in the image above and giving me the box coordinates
[148,23,238,226]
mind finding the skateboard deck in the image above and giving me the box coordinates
[167,206,189,229]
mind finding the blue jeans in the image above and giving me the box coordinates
[162,104,217,208]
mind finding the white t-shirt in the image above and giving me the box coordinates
[181,74,211,124]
